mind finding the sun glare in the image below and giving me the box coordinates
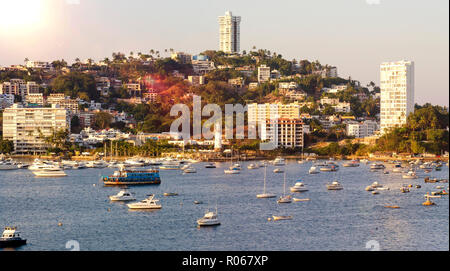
[0,0,46,31]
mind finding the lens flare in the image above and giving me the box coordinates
[0,0,46,32]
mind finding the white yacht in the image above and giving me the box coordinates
[32,166,67,177]
[0,159,19,170]
[273,157,286,166]
[257,165,276,198]
[127,194,162,209]
[273,168,284,173]
[197,210,220,226]
[86,160,108,168]
[320,165,338,172]
[309,166,319,174]
[224,166,240,174]
[402,171,418,179]
[247,163,259,169]
[326,181,343,190]
[28,159,55,171]
[183,167,197,173]
[124,158,145,167]
[290,182,308,192]
[342,160,360,167]
[109,190,136,201]
[370,163,385,170]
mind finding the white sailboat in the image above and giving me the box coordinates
[277,170,292,203]
[257,164,276,198]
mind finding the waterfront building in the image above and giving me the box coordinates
[247,103,301,124]
[346,120,379,138]
[380,60,414,133]
[2,104,69,154]
[264,118,304,148]
[218,11,241,54]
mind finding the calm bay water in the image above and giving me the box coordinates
[0,160,448,251]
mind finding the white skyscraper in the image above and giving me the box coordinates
[380,60,415,134]
[218,11,241,54]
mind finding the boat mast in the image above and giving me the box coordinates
[283,170,286,196]
[263,163,267,194]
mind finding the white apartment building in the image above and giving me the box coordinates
[258,65,271,83]
[218,11,241,54]
[247,103,301,124]
[192,60,215,75]
[25,61,51,69]
[346,120,379,138]
[46,93,79,115]
[2,104,70,154]
[333,102,351,113]
[25,93,44,106]
[265,118,304,148]
[380,60,414,133]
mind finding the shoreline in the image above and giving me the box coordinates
[5,154,448,163]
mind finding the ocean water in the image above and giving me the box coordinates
[0,160,448,251]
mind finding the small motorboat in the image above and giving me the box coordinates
[308,166,319,174]
[224,167,240,174]
[204,163,216,168]
[163,192,179,196]
[372,191,379,195]
[273,168,284,173]
[326,181,343,190]
[193,200,203,204]
[342,160,360,167]
[197,210,220,226]
[277,195,292,204]
[127,194,162,209]
[0,227,27,248]
[247,163,259,169]
[384,205,400,209]
[272,157,286,166]
[293,198,310,202]
[183,167,197,173]
[272,215,292,221]
[320,165,338,172]
[109,190,136,201]
[402,171,418,179]
[370,163,385,170]
[290,182,308,192]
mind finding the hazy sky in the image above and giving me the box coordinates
[0,0,448,106]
